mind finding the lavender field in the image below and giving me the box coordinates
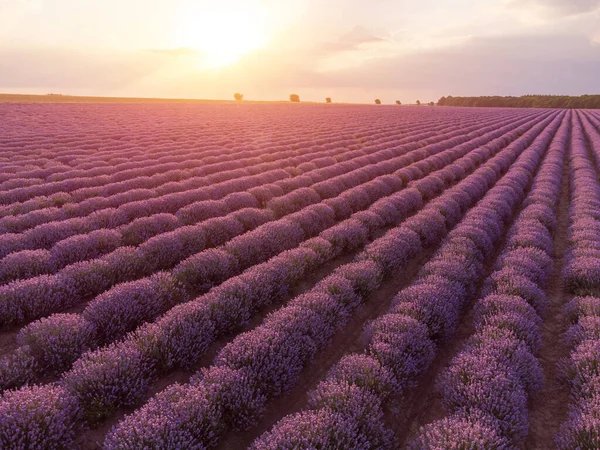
[1,103,599,449]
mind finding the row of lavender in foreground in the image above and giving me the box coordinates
[555,111,600,448]
[0,111,538,332]
[410,111,568,448]
[250,112,562,449]
[103,113,559,449]
[0,110,528,394]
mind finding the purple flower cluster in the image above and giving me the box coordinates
[0,249,52,285]
[118,212,180,246]
[408,410,513,449]
[17,313,97,373]
[0,346,39,393]
[0,385,81,448]
[83,272,186,342]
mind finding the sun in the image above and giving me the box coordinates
[174,0,269,68]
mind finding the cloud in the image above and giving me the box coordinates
[319,25,386,54]
[315,33,600,98]
[0,46,165,92]
[0,0,42,13]
[511,0,600,17]
[143,32,600,103]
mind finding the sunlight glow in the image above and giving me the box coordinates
[174,0,269,68]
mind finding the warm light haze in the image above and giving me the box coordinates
[173,0,270,68]
[0,0,599,102]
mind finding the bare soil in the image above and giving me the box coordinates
[0,328,19,356]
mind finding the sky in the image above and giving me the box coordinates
[0,0,599,103]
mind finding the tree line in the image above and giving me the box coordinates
[437,95,600,109]
[235,93,434,105]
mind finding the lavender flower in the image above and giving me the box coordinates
[0,385,81,449]
[17,313,97,372]
[408,410,512,450]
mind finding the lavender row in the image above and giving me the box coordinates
[0,107,484,204]
[0,110,519,241]
[0,118,423,227]
[103,113,559,449]
[0,139,392,281]
[0,108,394,202]
[410,112,569,448]
[251,112,562,449]
[0,113,553,449]
[0,111,541,327]
[0,112,527,389]
[563,113,600,296]
[0,110,468,205]
[0,113,492,255]
[554,111,600,448]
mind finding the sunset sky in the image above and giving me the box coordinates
[1,0,599,103]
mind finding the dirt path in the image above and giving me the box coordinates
[525,126,571,449]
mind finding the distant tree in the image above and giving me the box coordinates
[375,99,382,105]
[436,94,600,109]
[326,97,332,103]
[428,101,435,106]
[396,100,401,105]
[416,100,421,106]
[234,93,243,101]
[290,94,300,102]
